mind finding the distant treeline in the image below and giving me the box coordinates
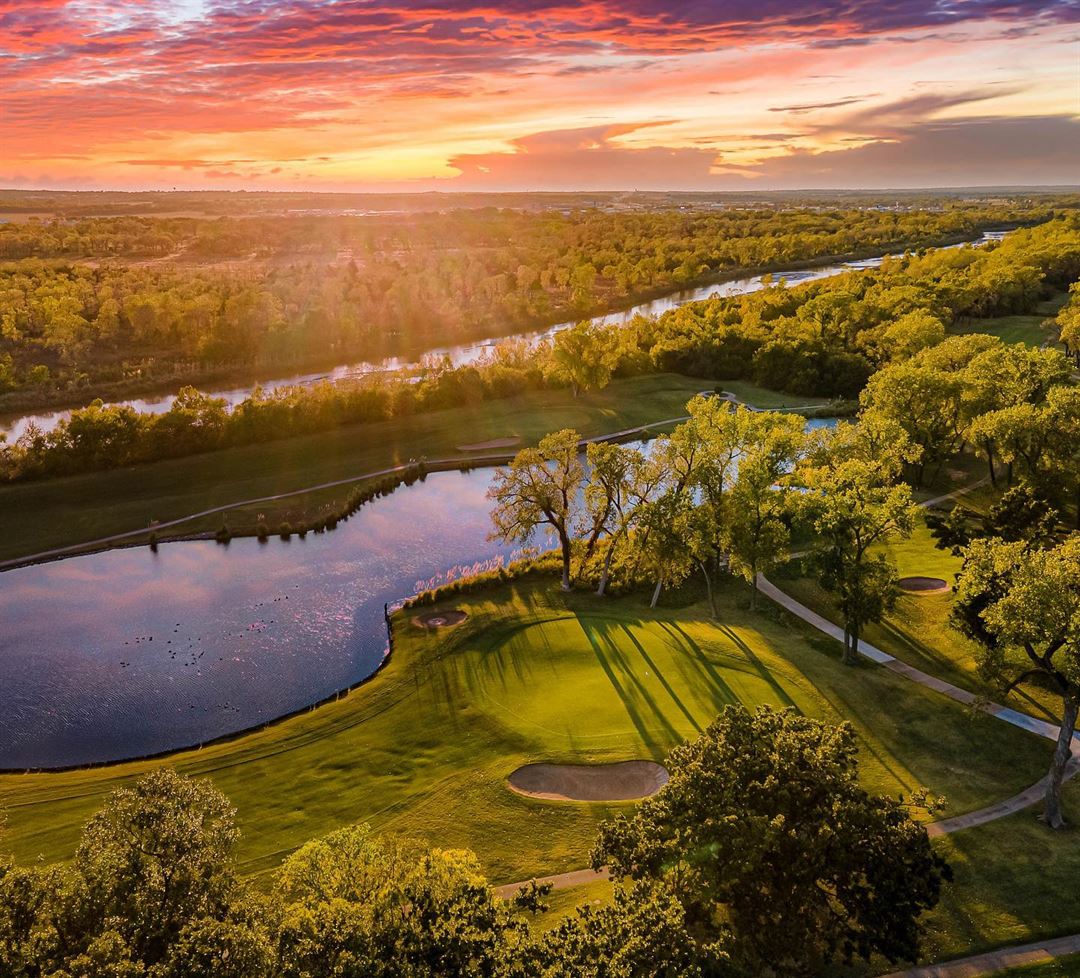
[0,201,1060,404]
[2,214,1077,483]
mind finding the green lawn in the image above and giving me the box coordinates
[949,292,1069,348]
[921,777,1080,963]
[530,880,614,932]
[777,517,1066,722]
[0,374,815,564]
[0,576,1050,886]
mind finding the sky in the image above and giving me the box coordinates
[2,0,1079,192]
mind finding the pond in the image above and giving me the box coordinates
[0,424,834,769]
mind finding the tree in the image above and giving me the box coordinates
[593,706,949,976]
[276,823,537,978]
[952,536,1080,828]
[68,769,243,967]
[634,487,697,609]
[860,362,967,485]
[1045,385,1080,528]
[549,321,615,397]
[968,403,1053,489]
[536,881,733,978]
[724,417,805,607]
[489,429,585,590]
[582,442,655,596]
[801,446,918,664]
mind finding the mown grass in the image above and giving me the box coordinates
[0,575,1049,887]
[777,517,1065,722]
[530,880,615,933]
[948,292,1069,348]
[921,777,1080,963]
[0,374,814,564]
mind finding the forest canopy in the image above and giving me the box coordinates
[0,199,1062,409]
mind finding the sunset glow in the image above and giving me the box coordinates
[3,1,1079,190]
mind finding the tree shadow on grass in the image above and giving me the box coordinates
[616,623,703,735]
[653,620,744,711]
[710,623,799,711]
[577,616,681,753]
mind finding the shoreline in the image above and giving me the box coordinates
[0,225,1009,428]
[0,404,839,771]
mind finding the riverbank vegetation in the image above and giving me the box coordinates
[0,200,1053,410]
[0,573,1058,973]
[478,319,1080,816]
[2,213,1076,484]
[0,373,759,563]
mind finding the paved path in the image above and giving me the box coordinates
[494,867,610,901]
[496,478,1079,957]
[879,933,1080,977]
[0,414,695,572]
[2,388,832,572]
[754,575,1068,744]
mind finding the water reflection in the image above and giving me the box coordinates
[0,424,832,769]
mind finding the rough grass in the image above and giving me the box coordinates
[0,575,1049,887]
[0,374,817,564]
[922,777,1080,963]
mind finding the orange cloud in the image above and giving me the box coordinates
[3,0,1077,189]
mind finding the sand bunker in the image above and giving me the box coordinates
[457,437,522,451]
[508,761,669,802]
[899,576,950,594]
[412,609,468,629]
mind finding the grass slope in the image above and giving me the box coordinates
[0,576,1049,887]
[948,292,1069,348]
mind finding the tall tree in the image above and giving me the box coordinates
[724,415,805,607]
[489,429,585,590]
[549,321,616,397]
[593,706,949,976]
[582,442,657,596]
[801,447,918,664]
[276,823,539,978]
[953,536,1080,828]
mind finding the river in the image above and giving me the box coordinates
[0,231,1006,443]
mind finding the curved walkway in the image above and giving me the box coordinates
[497,479,1080,976]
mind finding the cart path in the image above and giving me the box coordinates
[0,413,695,571]
[879,932,1080,977]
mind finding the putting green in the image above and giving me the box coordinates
[0,578,1054,885]
[455,616,813,749]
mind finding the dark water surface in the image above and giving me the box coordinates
[0,467,533,768]
[1,421,836,769]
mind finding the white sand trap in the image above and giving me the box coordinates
[457,437,522,451]
[508,761,669,802]
[412,609,468,629]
